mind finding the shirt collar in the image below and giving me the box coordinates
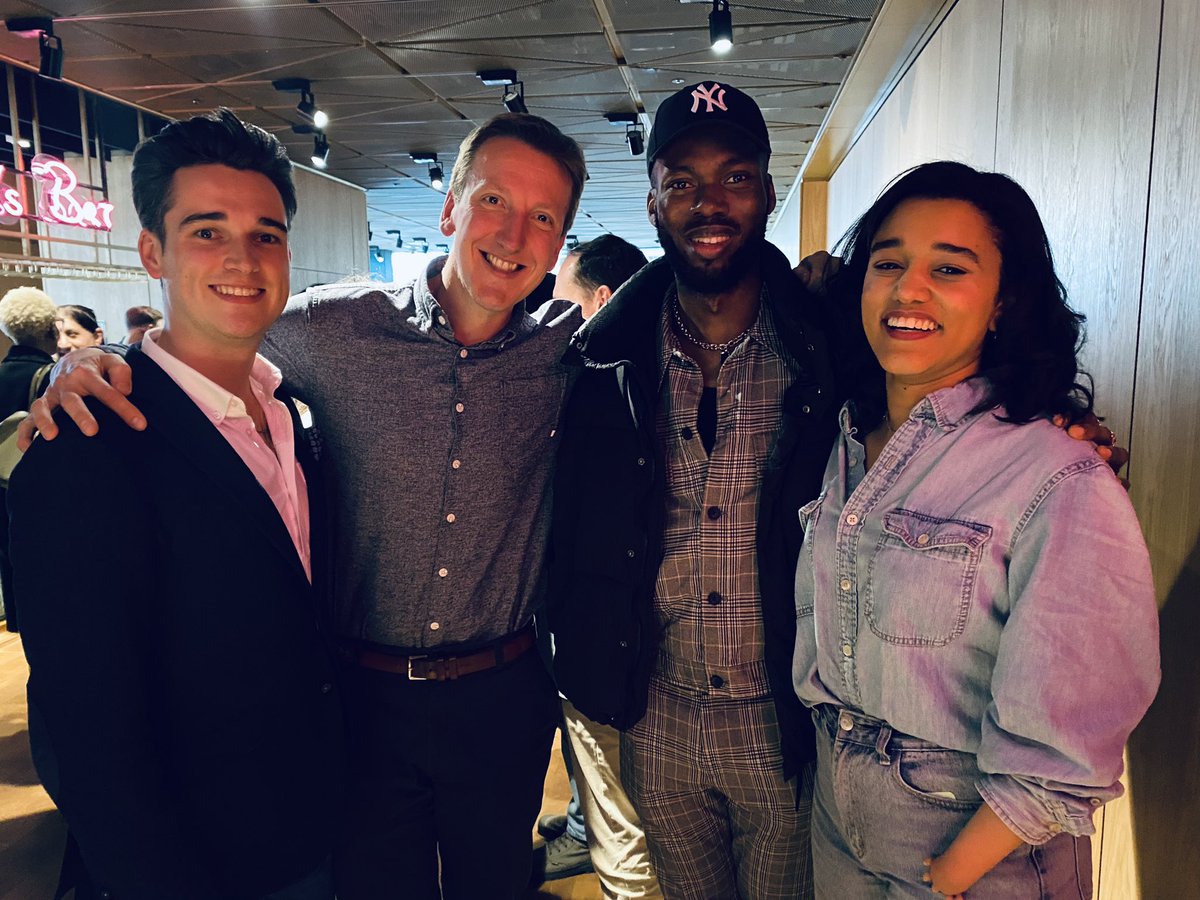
[842,376,992,436]
[415,255,526,349]
[657,281,786,380]
[140,326,282,424]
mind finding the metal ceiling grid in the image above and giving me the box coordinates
[0,0,880,257]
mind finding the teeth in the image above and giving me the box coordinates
[484,252,520,272]
[213,285,259,297]
[887,315,937,331]
[694,235,727,245]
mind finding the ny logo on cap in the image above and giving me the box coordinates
[690,83,728,114]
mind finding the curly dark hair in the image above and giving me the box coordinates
[834,160,1093,423]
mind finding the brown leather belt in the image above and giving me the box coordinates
[354,627,536,682]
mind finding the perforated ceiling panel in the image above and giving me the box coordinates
[0,0,880,253]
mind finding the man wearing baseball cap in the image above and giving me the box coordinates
[550,81,865,898]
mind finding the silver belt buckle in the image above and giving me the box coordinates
[407,655,429,681]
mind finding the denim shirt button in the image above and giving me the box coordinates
[841,643,853,658]
[916,533,931,545]
[839,713,854,731]
[839,578,852,592]
[1090,798,1102,807]
[1048,823,1063,834]
[845,513,859,526]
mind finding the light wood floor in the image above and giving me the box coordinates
[0,628,601,900]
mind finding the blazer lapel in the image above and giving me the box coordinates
[127,349,311,590]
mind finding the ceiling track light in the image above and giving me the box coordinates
[411,152,444,190]
[386,229,403,249]
[604,112,638,127]
[6,17,63,79]
[311,133,330,169]
[626,123,646,157]
[273,77,329,129]
[502,81,528,114]
[709,0,733,54]
[477,68,518,87]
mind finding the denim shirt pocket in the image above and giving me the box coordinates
[795,491,827,618]
[865,509,992,646]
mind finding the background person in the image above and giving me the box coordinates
[793,161,1159,898]
[123,305,164,344]
[56,304,105,355]
[0,285,58,632]
[553,234,649,321]
[534,233,659,894]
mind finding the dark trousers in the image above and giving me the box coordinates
[335,647,559,900]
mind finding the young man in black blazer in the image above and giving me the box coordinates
[8,109,343,900]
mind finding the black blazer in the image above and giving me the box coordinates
[8,347,343,900]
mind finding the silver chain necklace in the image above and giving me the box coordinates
[672,297,752,355]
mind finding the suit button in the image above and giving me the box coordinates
[801,405,811,414]
[681,426,694,440]
[707,591,722,605]
[710,675,724,688]
[618,640,628,649]
[707,506,721,520]
[321,683,332,694]
[626,549,636,558]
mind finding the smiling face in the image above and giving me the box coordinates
[862,197,1003,395]
[648,131,775,295]
[56,315,103,354]
[437,136,571,339]
[138,164,290,358]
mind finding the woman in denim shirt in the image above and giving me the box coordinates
[792,162,1160,899]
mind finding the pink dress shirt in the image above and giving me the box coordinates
[141,328,311,582]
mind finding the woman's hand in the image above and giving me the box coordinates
[923,854,968,898]
[921,803,1025,897]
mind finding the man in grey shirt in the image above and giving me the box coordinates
[33,112,588,900]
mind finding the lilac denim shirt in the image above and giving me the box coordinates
[793,377,1160,844]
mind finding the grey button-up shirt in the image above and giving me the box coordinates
[264,259,581,649]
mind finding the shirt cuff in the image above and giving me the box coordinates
[975,772,1103,844]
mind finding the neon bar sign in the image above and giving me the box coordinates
[0,154,115,232]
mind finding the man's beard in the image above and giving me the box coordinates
[657,216,768,295]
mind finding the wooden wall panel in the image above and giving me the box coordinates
[994,0,1160,445]
[289,167,369,292]
[770,175,803,266]
[1127,0,1200,895]
[798,180,828,261]
[826,0,1000,244]
[991,2,1161,896]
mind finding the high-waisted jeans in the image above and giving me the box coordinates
[811,705,1092,899]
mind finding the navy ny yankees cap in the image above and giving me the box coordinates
[646,81,771,175]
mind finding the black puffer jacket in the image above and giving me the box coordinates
[549,244,866,777]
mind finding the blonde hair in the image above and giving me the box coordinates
[0,286,59,345]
